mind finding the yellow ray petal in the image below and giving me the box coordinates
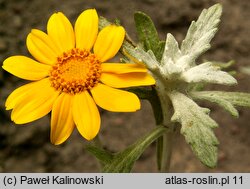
[75,9,98,50]
[73,91,100,140]
[101,63,147,74]
[26,29,61,65]
[100,72,155,88]
[10,78,59,124]
[51,93,74,145]
[91,83,140,112]
[94,25,125,62]
[47,12,75,53]
[5,80,45,110]
[2,56,50,80]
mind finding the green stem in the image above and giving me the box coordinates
[160,130,174,172]
[155,79,175,172]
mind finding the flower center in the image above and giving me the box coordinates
[50,48,101,94]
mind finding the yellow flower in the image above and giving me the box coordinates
[2,9,155,145]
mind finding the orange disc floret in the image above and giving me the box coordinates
[49,48,102,94]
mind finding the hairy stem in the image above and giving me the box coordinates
[160,131,174,172]
[155,79,175,172]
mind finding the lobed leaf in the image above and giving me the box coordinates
[190,91,239,117]
[162,33,181,64]
[192,91,250,108]
[169,91,219,168]
[161,34,183,77]
[181,62,237,85]
[181,4,222,65]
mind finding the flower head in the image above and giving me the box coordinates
[2,9,155,145]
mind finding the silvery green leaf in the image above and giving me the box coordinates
[162,59,182,79]
[161,33,181,64]
[147,49,157,61]
[190,91,239,117]
[181,4,222,65]
[102,126,166,173]
[207,91,250,107]
[181,62,237,85]
[175,54,194,71]
[122,42,159,71]
[161,34,182,77]
[169,91,219,167]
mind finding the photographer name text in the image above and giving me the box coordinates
[5,175,104,185]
